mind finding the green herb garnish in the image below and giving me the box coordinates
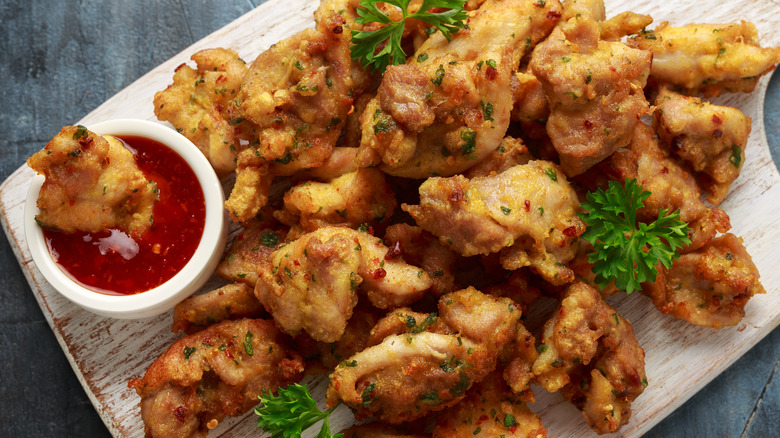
[350,0,468,74]
[255,383,342,438]
[579,178,690,294]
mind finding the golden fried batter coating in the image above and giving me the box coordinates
[27,126,156,237]
[559,0,605,23]
[463,136,534,179]
[501,321,540,400]
[383,223,457,297]
[171,283,264,335]
[510,71,550,141]
[356,0,561,178]
[326,287,521,424]
[223,149,273,223]
[153,48,253,177]
[683,207,731,253]
[642,233,765,328]
[236,17,354,174]
[482,271,541,397]
[128,319,304,438]
[225,3,370,222]
[599,11,653,41]
[632,127,709,224]
[438,287,524,354]
[366,290,537,397]
[532,282,646,434]
[254,226,432,342]
[366,307,451,348]
[530,15,652,176]
[298,146,360,180]
[403,161,585,285]
[328,330,488,423]
[627,21,780,97]
[433,371,546,438]
[216,218,287,287]
[654,88,751,205]
[274,168,397,239]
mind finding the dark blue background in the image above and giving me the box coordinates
[0,1,777,436]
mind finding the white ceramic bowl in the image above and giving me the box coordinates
[24,119,227,319]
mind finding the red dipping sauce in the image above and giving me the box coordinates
[43,135,206,295]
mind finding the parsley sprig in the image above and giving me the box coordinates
[350,0,468,73]
[579,179,690,295]
[255,383,342,438]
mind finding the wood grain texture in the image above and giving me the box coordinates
[0,0,778,437]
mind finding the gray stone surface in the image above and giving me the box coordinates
[0,1,776,436]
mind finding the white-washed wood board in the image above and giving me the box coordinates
[1,0,778,436]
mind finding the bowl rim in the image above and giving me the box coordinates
[24,119,226,319]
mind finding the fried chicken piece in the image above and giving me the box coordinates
[129,319,304,438]
[384,223,457,297]
[254,226,432,342]
[356,0,561,178]
[599,12,653,41]
[403,161,585,285]
[501,321,540,400]
[236,18,354,174]
[483,271,541,397]
[574,122,733,278]
[327,330,486,423]
[298,146,360,179]
[463,136,534,178]
[558,0,652,40]
[559,0,605,23]
[642,233,765,328]
[225,3,370,222]
[216,218,287,287]
[530,15,652,176]
[224,149,273,223]
[627,21,780,97]
[629,124,709,224]
[326,287,521,424]
[432,371,546,438]
[274,168,397,239]
[171,283,264,334]
[558,0,652,59]
[438,287,524,354]
[370,290,537,398]
[654,88,752,205]
[153,48,253,177]
[683,207,731,253]
[27,126,156,237]
[533,282,646,434]
[366,308,451,347]
[510,72,550,141]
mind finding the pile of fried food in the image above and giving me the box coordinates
[127,0,778,436]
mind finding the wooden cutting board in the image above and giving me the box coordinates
[0,0,778,436]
